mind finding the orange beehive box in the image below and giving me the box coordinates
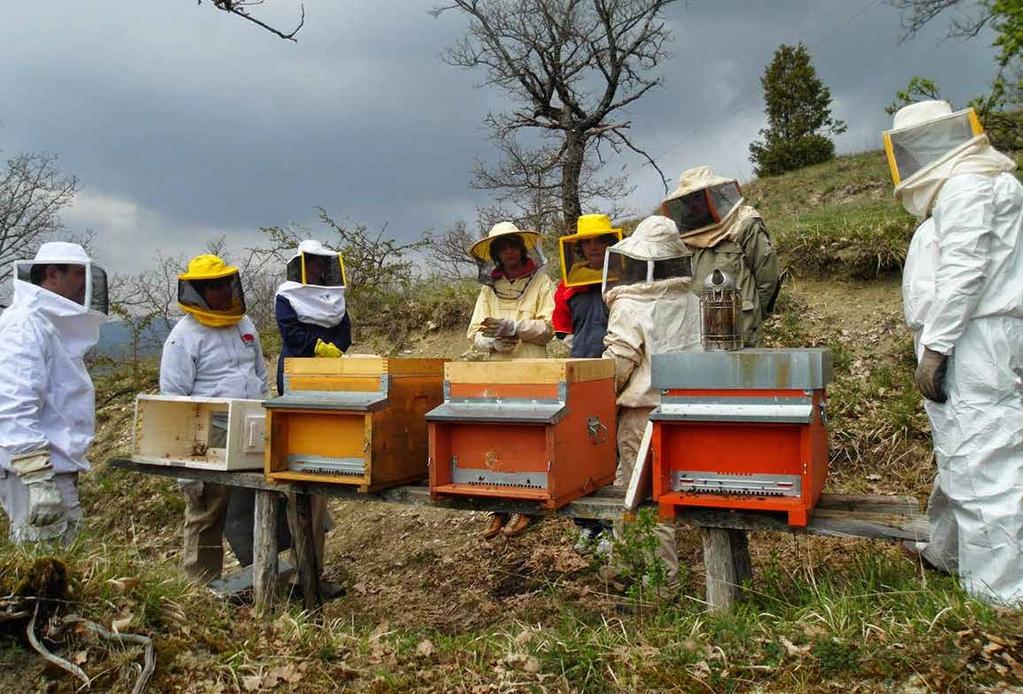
[427,359,618,510]
[649,349,832,527]
[263,356,447,491]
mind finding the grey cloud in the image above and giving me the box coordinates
[0,0,1001,271]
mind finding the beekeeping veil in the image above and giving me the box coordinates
[884,100,1015,219]
[277,240,348,328]
[602,216,693,295]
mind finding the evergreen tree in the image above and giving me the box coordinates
[749,43,846,177]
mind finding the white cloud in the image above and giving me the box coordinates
[63,188,261,272]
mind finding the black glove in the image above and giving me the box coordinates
[915,347,948,403]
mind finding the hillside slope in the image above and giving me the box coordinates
[3,151,1022,693]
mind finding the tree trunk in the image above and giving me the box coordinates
[561,131,585,228]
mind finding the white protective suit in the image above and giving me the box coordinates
[601,216,703,589]
[0,257,105,542]
[602,217,703,407]
[160,312,269,581]
[897,104,1023,605]
[160,314,269,399]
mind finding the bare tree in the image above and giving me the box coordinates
[113,250,186,327]
[891,0,996,39]
[199,0,306,41]
[471,128,632,235]
[0,152,77,283]
[432,0,678,228]
[425,220,478,280]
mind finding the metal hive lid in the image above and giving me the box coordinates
[651,348,833,390]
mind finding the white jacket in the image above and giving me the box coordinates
[904,173,1023,355]
[602,277,702,408]
[160,315,269,398]
[0,281,104,473]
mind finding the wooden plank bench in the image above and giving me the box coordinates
[109,458,928,611]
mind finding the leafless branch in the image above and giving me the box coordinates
[0,152,77,283]
[200,0,305,41]
[889,0,993,41]
[433,0,678,223]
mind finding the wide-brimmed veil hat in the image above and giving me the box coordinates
[468,221,542,262]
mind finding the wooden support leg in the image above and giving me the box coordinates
[287,492,323,609]
[702,528,752,612]
[730,529,753,588]
[252,490,279,610]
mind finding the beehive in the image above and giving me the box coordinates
[132,394,267,471]
[649,349,832,527]
[263,356,447,491]
[427,359,618,510]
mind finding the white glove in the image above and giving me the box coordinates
[11,452,65,529]
[492,336,519,353]
[481,318,518,338]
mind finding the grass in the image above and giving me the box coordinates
[743,151,917,280]
[6,151,1023,690]
[4,501,1022,691]
[762,288,933,495]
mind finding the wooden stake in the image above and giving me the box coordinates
[287,492,322,609]
[252,489,279,609]
[702,527,751,612]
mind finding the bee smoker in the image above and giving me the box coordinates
[700,269,743,351]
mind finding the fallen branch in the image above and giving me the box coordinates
[26,604,90,687]
[64,616,156,694]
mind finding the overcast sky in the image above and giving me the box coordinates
[0,0,999,272]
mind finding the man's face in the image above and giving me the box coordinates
[45,264,87,305]
[200,277,235,312]
[580,237,611,270]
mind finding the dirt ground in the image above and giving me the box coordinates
[282,274,926,633]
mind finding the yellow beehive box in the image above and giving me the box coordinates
[132,394,267,471]
[264,355,447,491]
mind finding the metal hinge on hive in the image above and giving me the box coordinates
[450,456,548,489]
[672,471,801,497]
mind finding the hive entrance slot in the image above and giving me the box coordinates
[450,457,548,489]
[286,455,366,476]
[672,471,801,497]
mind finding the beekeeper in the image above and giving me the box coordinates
[0,242,108,544]
[466,221,556,538]
[601,215,702,594]
[160,254,270,582]
[553,214,621,552]
[660,166,780,347]
[275,239,352,393]
[467,221,556,362]
[552,214,621,358]
[887,100,1023,605]
[273,239,345,583]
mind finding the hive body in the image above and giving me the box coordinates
[264,356,447,492]
[427,359,618,510]
[650,349,832,527]
[132,395,267,471]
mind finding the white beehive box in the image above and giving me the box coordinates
[132,394,267,471]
